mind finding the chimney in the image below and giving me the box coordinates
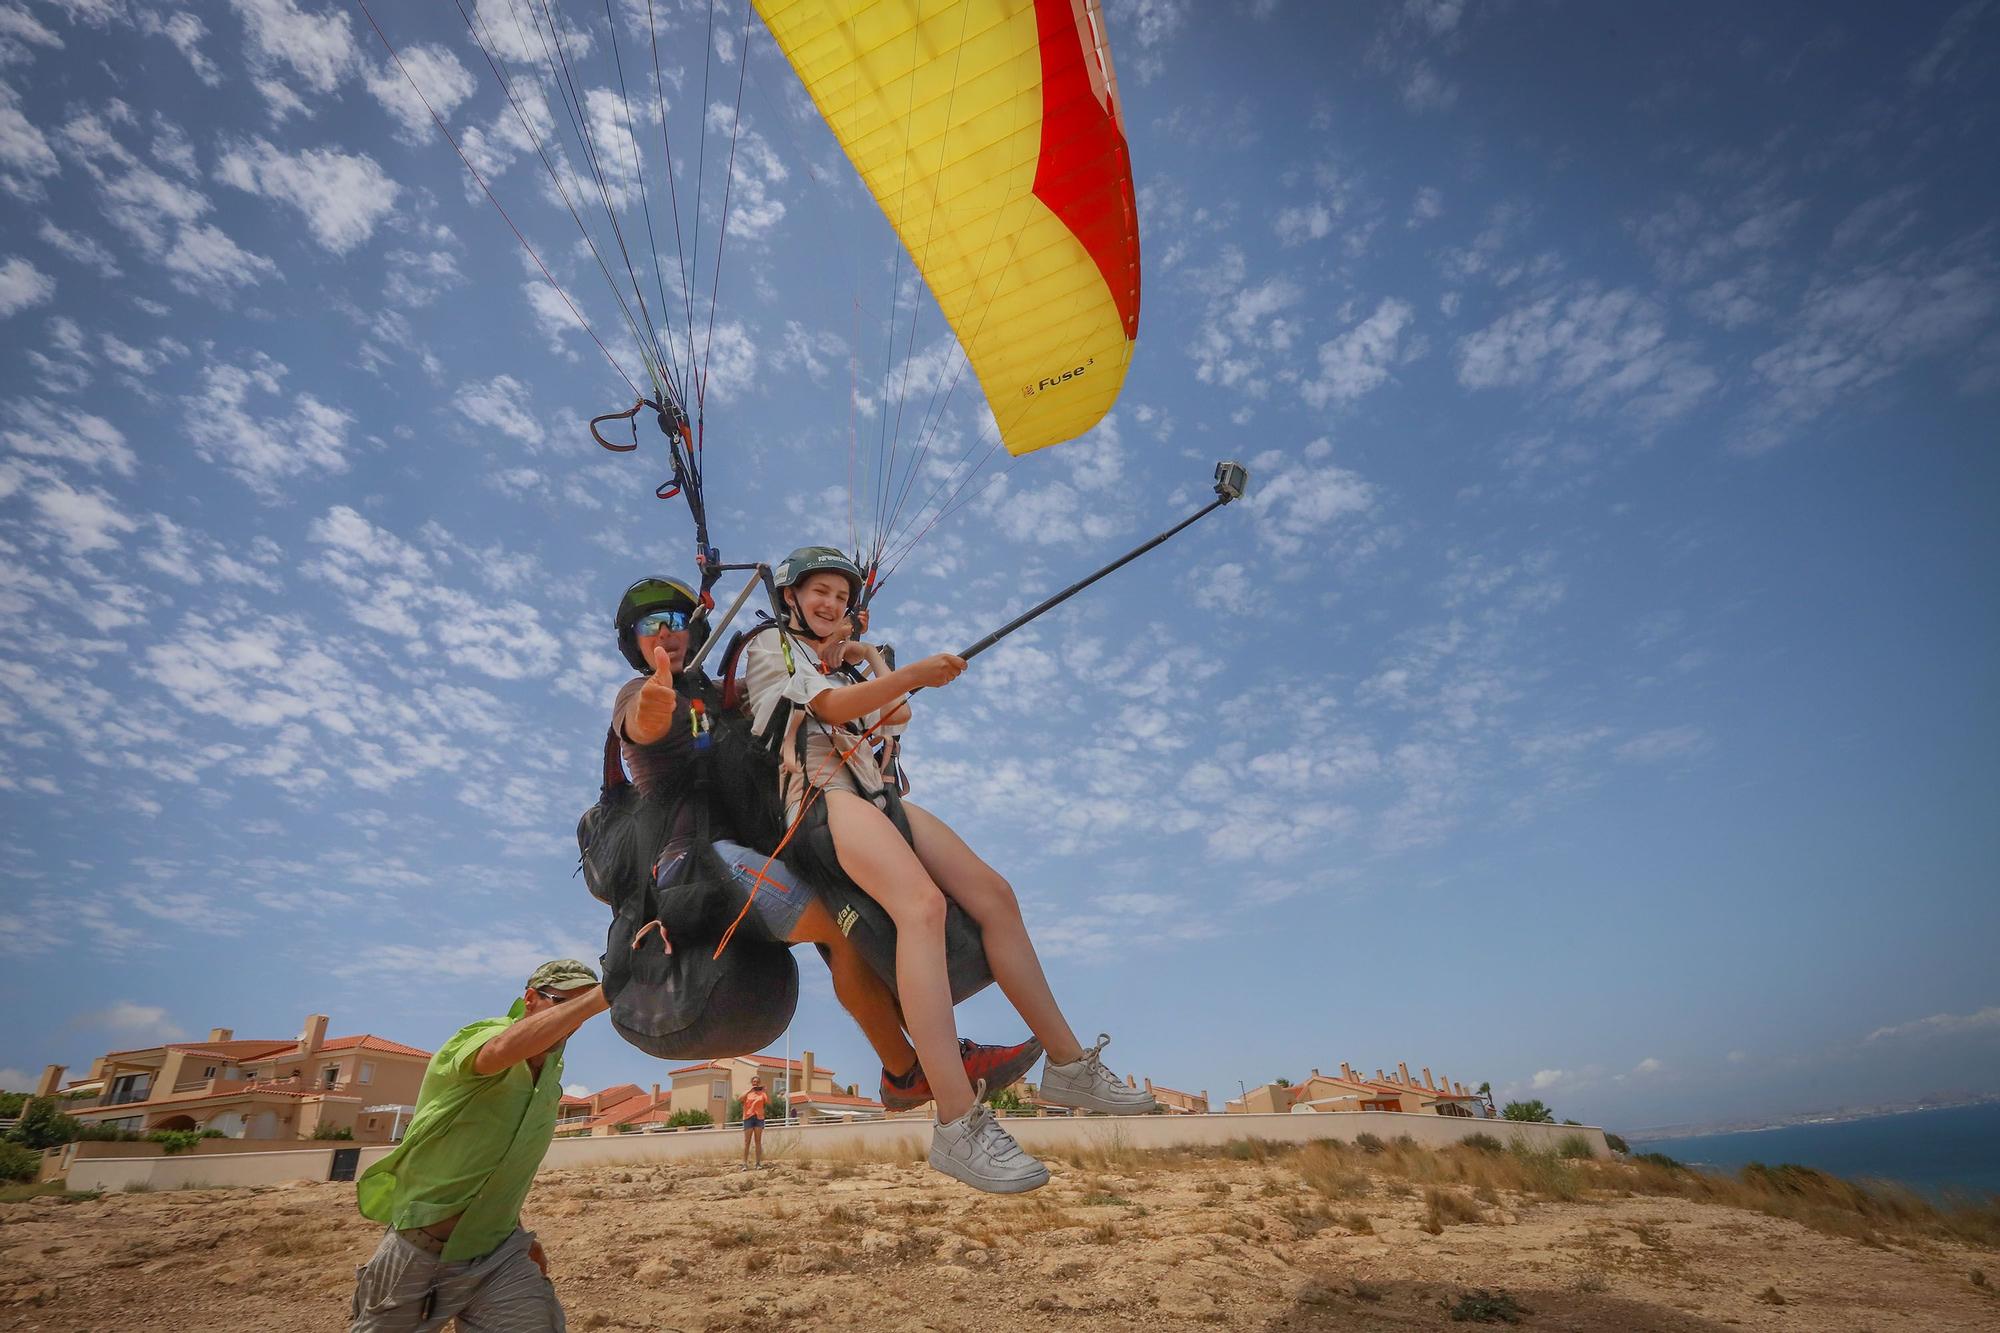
[1376,1069,1385,1082]
[35,1064,65,1098]
[1422,1068,1435,1090]
[652,1083,661,1105]
[1455,1082,1467,1096]
[1398,1062,1412,1085]
[1144,1077,1154,1092]
[1340,1061,1354,1081]
[1310,1067,1320,1078]
[1127,1074,1137,1088]
[209,1027,233,1043]
[297,1014,328,1074]
[801,1050,815,1095]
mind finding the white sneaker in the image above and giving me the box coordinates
[929,1083,1049,1194]
[1038,1033,1157,1115]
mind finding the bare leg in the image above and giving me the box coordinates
[903,801,1085,1066]
[789,898,917,1077]
[751,1121,764,1165]
[824,790,974,1121]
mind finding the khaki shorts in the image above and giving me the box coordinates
[349,1226,564,1332]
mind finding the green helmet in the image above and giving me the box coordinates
[615,576,704,671]
[770,546,863,624]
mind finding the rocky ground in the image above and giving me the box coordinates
[3,1144,1996,1331]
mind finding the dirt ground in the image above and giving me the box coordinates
[3,1146,1995,1332]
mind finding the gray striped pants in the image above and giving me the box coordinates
[348,1227,565,1331]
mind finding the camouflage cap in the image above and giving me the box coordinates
[525,958,599,992]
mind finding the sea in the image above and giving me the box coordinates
[1629,1101,2000,1201]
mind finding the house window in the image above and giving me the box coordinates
[358,1062,375,1085]
[322,1066,339,1089]
[202,1066,217,1078]
[103,1116,143,1132]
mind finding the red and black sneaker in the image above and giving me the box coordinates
[881,1037,1044,1112]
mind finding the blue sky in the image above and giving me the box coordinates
[2,0,1996,1134]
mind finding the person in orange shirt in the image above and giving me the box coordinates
[740,1075,771,1171]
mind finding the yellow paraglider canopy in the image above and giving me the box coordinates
[755,0,1141,456]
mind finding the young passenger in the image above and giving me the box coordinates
[610,578,1042,1111]
[743,548,1156,1194]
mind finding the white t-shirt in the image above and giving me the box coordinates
[742,628,892,813]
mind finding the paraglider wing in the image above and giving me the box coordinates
[755,0,1140,455]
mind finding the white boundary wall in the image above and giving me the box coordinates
[66,1113,1606,1192]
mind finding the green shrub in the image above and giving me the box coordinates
[1500,1100,1555,1124]
[1603,1132,1629,1154]
[984,1086,1034,1114]
[0,1091,27,1118]
[0,1139,42,1182]
[1634,1151,1684,1170]
[147,1129,212,1155]
[1353,1133,1386,1154]
[666,1109,713,1129]
[311,1124,354,1140]
[6,1097,81,1149]
[1459,1133,1504,1154]
[74,1123,142,1142]
[1556,1133,1596,1160]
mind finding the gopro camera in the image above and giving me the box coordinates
[1213,460,1249,502]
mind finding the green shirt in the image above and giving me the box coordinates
[355,1012,565,1261]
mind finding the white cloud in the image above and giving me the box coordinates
[1457,282,1715,425]
[1864,1005,2000,1044]
[135,10,222,84]
[182,357,353,495]
[69,999,186,1043]
[215,138,400,254]
[1529,1068,1568,1091]
[453,375,548,450]
[1747,244,1999,444]
[1246,449,1379,558]
[1614,725,1709,763]
[4,396,136,474]
[1401,61,1457,113]
[1302,297,1415,407]
[227,0,359,98]
[1631,1057,1663,1076]
[0,77,60,195]
[29,476,138,552]
[0,253,53,315]
[0,4,61,66]
[36,220,121,276]
[363,42,475,141]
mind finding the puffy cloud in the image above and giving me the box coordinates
[181,356,353,496]
[453,375,548,450]
[1457,282,1715,425]
[1864,1006,2000,1044]
[215,137,400,254]
[227,0,359,98]
[68,1000,185,1042]
[1302,297,1415,408]
[4,396,136,474]
[36,220,121,276]
[28,475,138,551]
[148,11,223,85]
[0,253,53,315]
[363,42,475,140]
[0,78,59,196]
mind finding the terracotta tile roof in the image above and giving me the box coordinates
[104,1039,294,1060]
[666,1061,726,1076]
[258,1035,433,1061]
[791,1091,882,1108]
[580,1094,667,1130]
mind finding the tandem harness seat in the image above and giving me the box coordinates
[574,648,993,1063]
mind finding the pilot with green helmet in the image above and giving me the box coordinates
[605,573,1046,1122]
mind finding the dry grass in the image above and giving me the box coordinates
[1277,1133,2000,1252]
[1423,1186,1485,1233]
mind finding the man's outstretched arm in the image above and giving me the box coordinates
[472,986,610,1076]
